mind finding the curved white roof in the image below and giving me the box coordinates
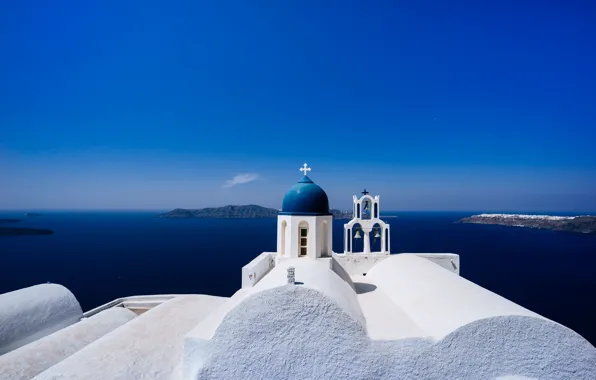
[0,307,136,380]
[0,284,83,355]
[253,258,365,328]
[365,253,543,339]
[186,283,596,380]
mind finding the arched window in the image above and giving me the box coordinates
[280,220,287,256]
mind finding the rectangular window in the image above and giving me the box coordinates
[299,227,308,256]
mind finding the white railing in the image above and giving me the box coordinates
[82,294,185,318]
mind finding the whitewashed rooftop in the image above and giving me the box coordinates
[1,252,595,380]
[2,168,595,379]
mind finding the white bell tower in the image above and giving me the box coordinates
[343,189,391,255]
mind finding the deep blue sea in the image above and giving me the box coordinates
[1,211,595,345]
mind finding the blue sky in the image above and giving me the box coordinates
[1,0,595,211]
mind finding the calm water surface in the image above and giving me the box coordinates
[1,211,595,345]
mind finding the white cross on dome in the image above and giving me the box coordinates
[299,163,311,176]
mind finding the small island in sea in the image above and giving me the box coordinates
[458,214,596,234]
[0,227,54,236]
[0,218,54,236]
[0,218,21,224]
[159,205,353,219]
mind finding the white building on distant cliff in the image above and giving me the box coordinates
[1,164,595,380]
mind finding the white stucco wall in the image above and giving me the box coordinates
[364,254,545,340]
[241,252,276,288]
[32,295,228,380]
[187,259,362,342]
[184,285,369,380]
[182,289,254,344]
[253,258,363,325]
[0,284,83,355]
[428,314,596,379]
[183,258,365,378]
[183,285,596,380]
[329,256,355,288]
[317,215,333,257]
[277,215,332,259]
[0,307,136,380]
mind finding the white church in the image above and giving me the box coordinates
[1,164,595,380]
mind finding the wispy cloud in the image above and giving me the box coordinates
[223,173,260,188]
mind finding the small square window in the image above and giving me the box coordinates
[300,228,308,237]
[300,238,307,247]
[300,247,307,256]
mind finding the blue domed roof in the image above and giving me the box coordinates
[280,176,331,216]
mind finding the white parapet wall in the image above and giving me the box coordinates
[0,307,137,380]
[0,283,83,355]
[400,253,460,275]
[331,252,459,277]
[241,252,276,288]
[82,294,183,317]
[332,252,389,276]
[31,295,228,380]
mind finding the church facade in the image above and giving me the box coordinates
[276,164,392,260]
[244,164,452,288]
[1,164,595,380]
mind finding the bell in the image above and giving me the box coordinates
[374,230,381,238]
[354,230,361,239]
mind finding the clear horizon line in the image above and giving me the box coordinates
[1,208,595,214]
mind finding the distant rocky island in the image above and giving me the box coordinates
[159,205,353,219]
[0,218,21,224]
[0,218,54,236]
[458,214,596,234]
[0,227,54,236]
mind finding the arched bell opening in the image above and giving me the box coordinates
[351,222,364,253]
[371,222,382,252]
[361,198,372,220]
